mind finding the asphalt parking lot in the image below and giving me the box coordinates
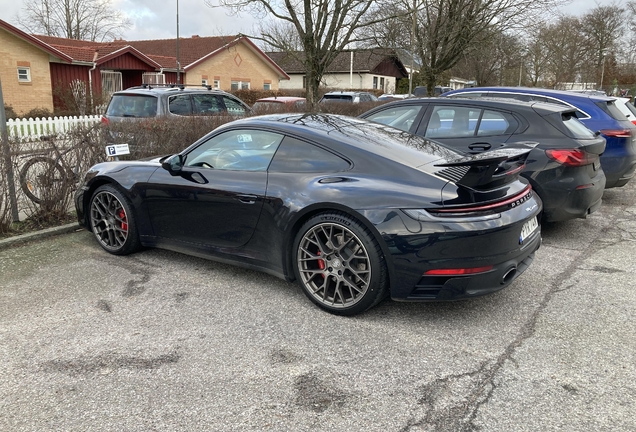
[1,183,635,431]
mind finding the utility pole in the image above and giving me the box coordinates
[408,0,416,95]
[0,75,20,222]
[176,0,181,84]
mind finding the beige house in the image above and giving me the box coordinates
[0,18,289,115]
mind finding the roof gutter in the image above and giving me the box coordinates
[88,50,98,111]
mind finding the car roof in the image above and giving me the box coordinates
[323,91,369,96]
[254,96,306,103]
[446,86,614,103]
[113,86,231,97]
[374,96,574,114]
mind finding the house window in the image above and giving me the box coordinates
[17,67,31,82]
[213,80,220,89]
[380,77,385,90]
[302,76,306,89]
[101,71,123,96]
[373,76,378,89]
[142,72,165,85]
[263,83,271,90]
[231,80,250,90]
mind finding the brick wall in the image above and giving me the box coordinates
[186,42,284,91]
[0,28,54,115]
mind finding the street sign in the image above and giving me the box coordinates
[105,144,130,158]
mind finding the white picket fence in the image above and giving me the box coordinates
[6,115,102,140]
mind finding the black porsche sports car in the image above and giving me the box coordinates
[76,114,542,315]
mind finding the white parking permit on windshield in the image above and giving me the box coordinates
[238,134,253,143]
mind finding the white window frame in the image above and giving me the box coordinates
[202,79,209,86]
[142,72,165,85]
[263,83,272,90]
[101,70,123,97]
[213,80,220,89]
[231,80,250,90]
[17,67,31,83]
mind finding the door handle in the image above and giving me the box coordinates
[468,143,492,151]
[236,194,257,204]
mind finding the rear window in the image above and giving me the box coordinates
[623,100,636,117]
[106,95,157,118]
[322,95,353,102]
[595,101,629,122]
[561,114,596,139]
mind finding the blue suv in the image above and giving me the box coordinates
[443,87,636,188]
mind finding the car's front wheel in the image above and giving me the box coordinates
[293,212,388,315]
[89,184,140,255]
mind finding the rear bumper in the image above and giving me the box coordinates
[535,168,606,222]
[400,242,540,301]
[601,138,636,188]
[374,199,543,302]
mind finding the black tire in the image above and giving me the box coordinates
[293,211,389,315]
[89,184,141,255]
[19,157,67,204]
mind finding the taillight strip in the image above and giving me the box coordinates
[431,184,532,214]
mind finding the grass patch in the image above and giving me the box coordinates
[0,212,77,240]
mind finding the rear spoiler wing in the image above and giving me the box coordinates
[433,142,538,190]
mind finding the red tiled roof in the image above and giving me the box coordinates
[126,35,239,67]
[2,20,287,78]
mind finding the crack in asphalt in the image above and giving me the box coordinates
[401,204,629,431]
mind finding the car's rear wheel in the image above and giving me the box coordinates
[293,212,388,315]
[89,184,140,255]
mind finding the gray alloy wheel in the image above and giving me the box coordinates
[89,185,140,255]
[294,212,388,315]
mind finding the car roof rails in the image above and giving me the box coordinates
[138,83,214,91]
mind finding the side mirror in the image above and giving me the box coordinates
[162,154,184,174]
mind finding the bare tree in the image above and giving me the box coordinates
[208,0,397,106]
[16,0,131,42]
[580,3,625,87]
[452,29,525,86]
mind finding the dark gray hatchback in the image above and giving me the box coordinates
[360,97,606,222]
[101,85,251,125]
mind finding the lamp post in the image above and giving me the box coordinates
[599,54,606,92]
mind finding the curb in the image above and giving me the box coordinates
[0,222,82,250]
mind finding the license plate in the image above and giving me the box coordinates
[520,216,539,244]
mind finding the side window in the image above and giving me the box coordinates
[477,110,513,136]
[365,105,423,133]
[269,136,351,173]
[222,96,248,115]
[425,106,480,138]
[185,129,283,171]
[168,95,192,115]
[192,94,223,115]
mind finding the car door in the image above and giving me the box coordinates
[144,129,284,249]
[415,104,518,153]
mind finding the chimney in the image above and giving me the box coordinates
[192,35,200,39]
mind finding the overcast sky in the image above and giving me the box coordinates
[0,0,625,42]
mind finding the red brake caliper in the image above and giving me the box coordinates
[317,251,326,278]
[119,209,128,232]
